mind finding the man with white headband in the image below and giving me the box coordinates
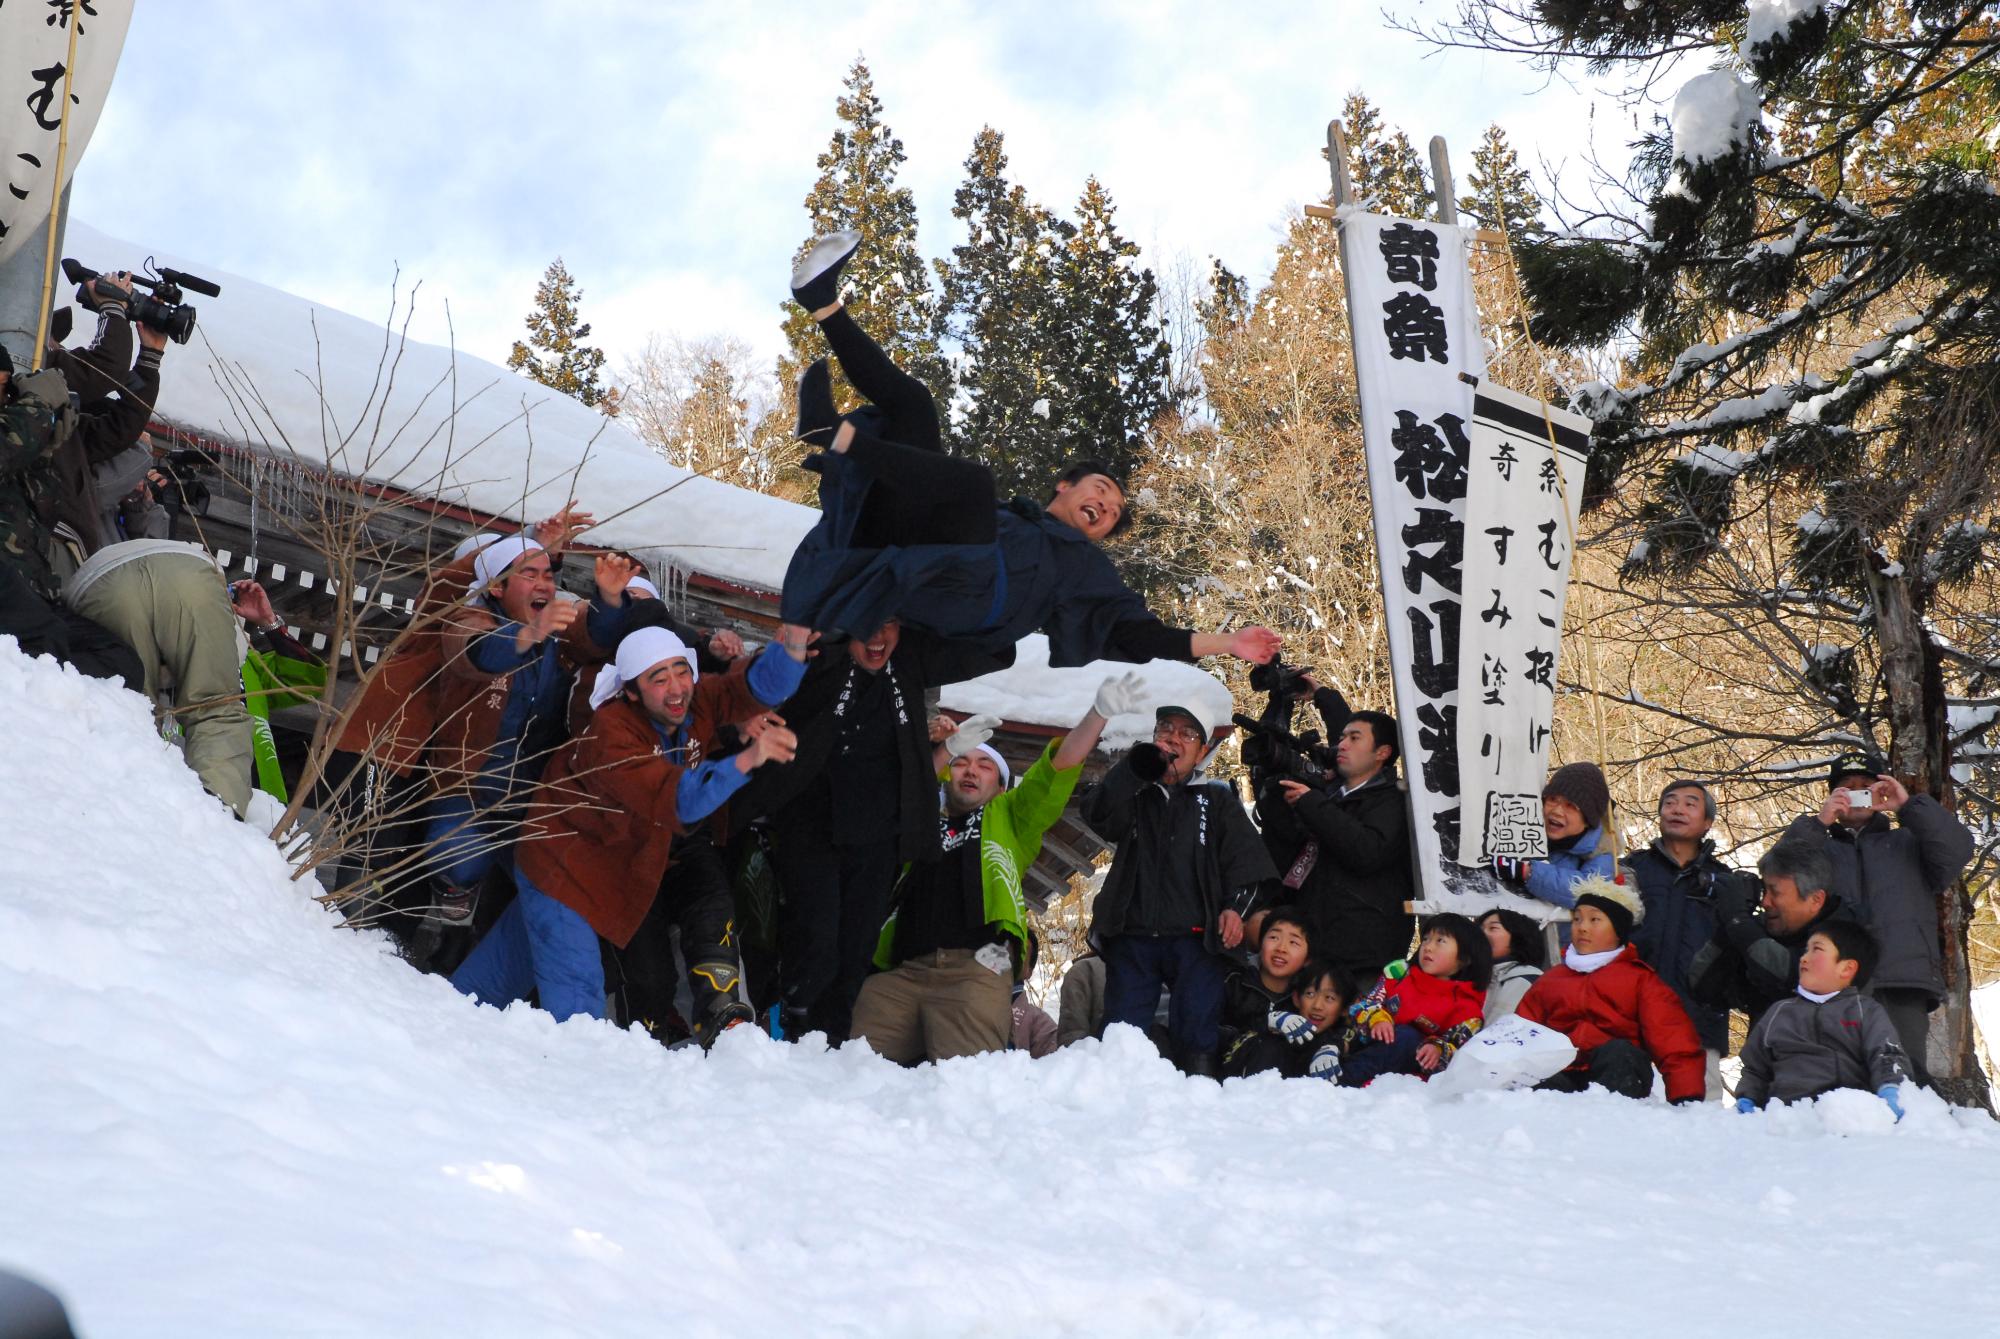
[847,670,1145,1064]
[606,548,745,673]
[452,621,812,1029]
[418,526,644,924]
[737,615,1011,1045]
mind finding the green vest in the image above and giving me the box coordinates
[874,739,1081,976]
[239,648,327,801]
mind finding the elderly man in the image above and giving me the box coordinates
[1084,689,1279,1077]
[1690,838,1858,1029]
[848,672,1139,1064]
[1777,750,1974,1084]
[1628,780,1753,1097]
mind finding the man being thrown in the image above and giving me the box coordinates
[452,623,811,1025]
[778,230,1280,674]
[849,672,1138,1064]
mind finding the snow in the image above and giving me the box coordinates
[1678,441,1751,478]
[65,222,815,595]
[1747,0,1827,50]
[7,643,2000,1335]
[1796,507,1840,537]
[1670,69,1763,166]
[938,634,1236,749]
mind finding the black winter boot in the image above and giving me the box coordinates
[697,999,755,1048]
[791,230,861,310]
[1177,1044,1221,1081]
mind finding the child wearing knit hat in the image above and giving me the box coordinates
[1514,875,1708,1102]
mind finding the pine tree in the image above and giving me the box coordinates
[507,258,617,414]
[1042,177,1174,484]
[1342,92,1431,219]
[778,58,949,413]
[1437,0,2000,1099]
[1462,123,1545,240]
[935,126,1066,497]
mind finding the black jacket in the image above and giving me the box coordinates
[1689,887,1859,1026]
[1780,796,1974,1002]
[736,628,1006,862]
[1082,758,1276,952]
[1627,839,1749,1052]
[1257,770,1415,977]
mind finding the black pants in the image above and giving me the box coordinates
[819,308,993,548]
[1536,1039,1655,1100]
[0,562,143,686]
[1873,987,1933,1086]
[1222,1029,1291,1079]
[770,814,900,1041]
[618,838,742,1036]
[311,748,435,928]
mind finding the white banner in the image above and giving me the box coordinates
[0,1,133,268]
[1338,211,1485,896]
[1456,384,1590,866]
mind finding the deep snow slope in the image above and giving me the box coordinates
[5,639,2000,1339]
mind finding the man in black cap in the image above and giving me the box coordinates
[1773,749,1974,1084]
[1627,779,1755,1099]
[1082,691,1278,1076]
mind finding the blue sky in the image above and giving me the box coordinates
[71,1,1641,380]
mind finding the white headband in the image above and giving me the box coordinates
[589,626,697,710]
[452,531,503,563]
[974,742,1011,788]
[473,534,545,588]
[626,575,660,600]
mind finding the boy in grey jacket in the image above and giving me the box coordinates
[1736,919,1911,1120]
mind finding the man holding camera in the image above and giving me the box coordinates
[1259,703,1414,980]
[1774,750,1974,1084]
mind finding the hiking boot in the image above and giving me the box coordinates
[791,230,861,310]
[696,1000,755,1049]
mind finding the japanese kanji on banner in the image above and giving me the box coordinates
[1336,211,1486,897]
[1455,383,1590,867]
[0,1,133,269]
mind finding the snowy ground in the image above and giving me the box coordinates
[6,640,2000,1338]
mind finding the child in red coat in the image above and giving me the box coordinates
[1517,875,1706,1102]
[1339,914,1492,1086]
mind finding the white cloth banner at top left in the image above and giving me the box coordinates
[0,1,134,268]
[1338,210,1486,899]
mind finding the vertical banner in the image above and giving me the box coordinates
[1337,211,1486,896]
[1455,384,1590,866]
[0,0,134,267]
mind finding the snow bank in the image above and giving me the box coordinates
[66,220,816,594]
[938,634,1236,749]
[7,640,2000,1338]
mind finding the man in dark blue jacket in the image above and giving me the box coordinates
[777,230,1279,675]
[1628,779,1751,1098]
[1779,750,1974,1085]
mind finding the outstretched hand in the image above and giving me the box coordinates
[774,623,819,662]
[944,713,1003,760]
[707,629,746,661]
[593,552,645,605]
[533,504,596,553]
[229,579,278,628]
[1091,670,1149,720]
[1229,626,1282,664]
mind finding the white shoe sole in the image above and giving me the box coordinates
[791,230,862,290]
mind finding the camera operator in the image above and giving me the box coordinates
[1257,698,1415,981]
[0,342,145,685]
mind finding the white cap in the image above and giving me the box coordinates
[451,532,503,563]
[627,575,660,600]
[589,626,697,710]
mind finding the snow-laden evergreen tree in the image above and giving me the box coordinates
[779,58,950,414]
[1462,123,1546,240]
[1342,91,1432,219]
[936,126,1066,496]
[1424,0,2000,1099]
[1041,177,1174,486]
[508,258,618,414]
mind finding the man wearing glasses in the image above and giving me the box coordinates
[1082,691,1278,1077]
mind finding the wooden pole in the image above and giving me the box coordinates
[30,13,85,372]
[1428,135,1458,225]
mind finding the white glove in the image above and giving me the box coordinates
[1268,1009,1317,1045]
[1092,670,1149,719]
[944,713,1002,760]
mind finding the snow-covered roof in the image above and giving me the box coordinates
[69,220,1235,738]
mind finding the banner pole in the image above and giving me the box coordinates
[29,12,84,372]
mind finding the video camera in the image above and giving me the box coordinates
[1248,654,1314,699]
[1233,711,1337,788]
[61,256,221,345]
